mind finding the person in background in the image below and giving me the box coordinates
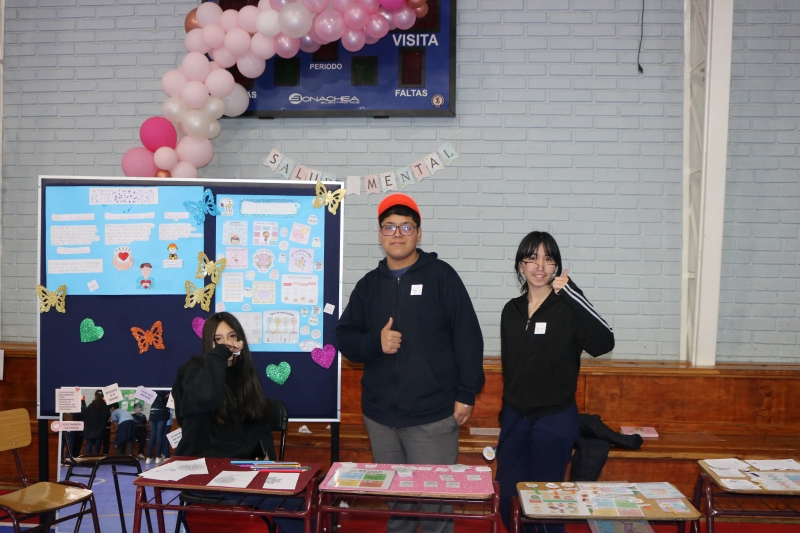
[109,403,136,455]
[132,403,148,459]
[162,407,175,459]
[81,390,110,455]
[147,390,170,464]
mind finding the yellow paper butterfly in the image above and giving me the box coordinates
[185,280,216,312]
[35,284,66,313]
[131,321,165,354]
[195,252,227,284]
[312,181,346,215]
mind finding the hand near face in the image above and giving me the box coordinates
[381,317,402,354]
[552,268,569,294]
[222,339,244,356]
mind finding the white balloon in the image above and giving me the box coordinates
[207,119,221,139]
[162,96,189,123]
[257,9,281,37]
[182,109,212,138]
[222,83,251,117]
[202,96,226,120]
[171,161,198,178]
[278,3,314,39]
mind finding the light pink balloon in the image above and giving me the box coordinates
[181,52,210,82]
[224,27,251,56]
[205,69,235,98]
[392,5,416,30]
[377,6,397,29]
[171,161,198,179]
[176,136,214,168]
[274,33,300,59]
[302,0,329,13]
[308,18,330,44]
[196,2,223,28]
[357,0,381,13]
[237,52,266,78]
[161,70,188,98]
[185,28,210,54]
[364,13,389,38]
[278,2,314,39]
[208,61,222,72]
[211,46,238,69]
[270,0,292,10]
[251,33,277,60]
[181,80,210,109]
[365,32,380,44]
[344,4,369,29]
[315,11,346,42]
[238,5,261,34]
[332,0,354,12]
[201,24,225,49]
[380,0,404,9]
[121,147,159,178]
[341,28,366,52]
[220,9,240,31]
[299,34,321,53]
[154,147,178,171]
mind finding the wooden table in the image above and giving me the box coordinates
[512,481,700,533]
[315,462,501,533]
[132,457,320,533]
[692,460,800,533]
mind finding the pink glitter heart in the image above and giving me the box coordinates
[191,317,205,338]
[311,344,336,369]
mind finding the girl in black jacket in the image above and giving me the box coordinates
[82,390,110,455]
[496,232,614,532]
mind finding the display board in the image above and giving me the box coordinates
[37,176,343,421]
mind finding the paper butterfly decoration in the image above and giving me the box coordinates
[185,280,216,312]
[312,181,346,215]
[195,252,227,284]
[183,188,221,225]
[131,320,165,354]
[35,284,66,313]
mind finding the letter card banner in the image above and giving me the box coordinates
[37,177,343,422]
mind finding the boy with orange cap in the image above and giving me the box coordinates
[336,193,485,533]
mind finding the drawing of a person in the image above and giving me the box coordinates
[230,234,241,244]
[167,243,178,260]
[136,263,155,289]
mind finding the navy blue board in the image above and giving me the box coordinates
[217,0,455,117]
[38,178,342,421]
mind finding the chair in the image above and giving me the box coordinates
[0,408,101,533]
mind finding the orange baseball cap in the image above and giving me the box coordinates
[378,193,421,220]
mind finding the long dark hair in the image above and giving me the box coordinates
[201,312,269,427]
[514,231,563,294]
[91,390,104,409]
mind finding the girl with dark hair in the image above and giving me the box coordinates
[82,390,110,455]
[496,232,615,532]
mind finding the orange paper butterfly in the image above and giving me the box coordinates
[131,321,165,354]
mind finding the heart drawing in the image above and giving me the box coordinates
[118,252,129,261]
[266,362,291,385]
[311,344,337,369]
[191,317,205,338]
[79,318,104,343]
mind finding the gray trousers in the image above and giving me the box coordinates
[363,414,460,533]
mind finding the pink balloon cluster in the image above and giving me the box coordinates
[122,0,427,177]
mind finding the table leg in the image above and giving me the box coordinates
[700,474,715,533]
[492,481,500,533]
[133,486,144,533]
[154,487,166,533]
[690,474,703,533]
[314,490,326,533]
[510,495,520,533]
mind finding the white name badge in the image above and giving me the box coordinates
[411,285,423,296]
[534,322,547,335]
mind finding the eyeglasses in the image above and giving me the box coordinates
[521,256,557,269]
[380,224,418,236]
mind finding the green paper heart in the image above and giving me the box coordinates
[266,362,291,385]
[79,318,104,343]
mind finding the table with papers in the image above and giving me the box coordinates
[132,457,320,533]
[692,458,800,533]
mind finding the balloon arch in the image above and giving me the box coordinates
[121,0,429,178]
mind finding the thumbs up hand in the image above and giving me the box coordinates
[381,317,402,354]
[553,268,569,294]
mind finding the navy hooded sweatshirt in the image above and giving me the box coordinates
[336,249,485,429]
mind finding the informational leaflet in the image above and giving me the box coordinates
[44,186,205,295]
[139,458,208,481]
[519,489,590,516]
[746,459,800,471]
[588,520,654,533]
[214,195,324,352]
[748,472,800,491]
[633,482,685,499]
[327,468,395,490]
[207,470,259,489]
[55,387,82,413]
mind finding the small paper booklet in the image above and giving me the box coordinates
[327,468,395,490]
[589,520,654,533]
[620,426,659,438]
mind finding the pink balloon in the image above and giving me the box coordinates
[181,52,210,82]
[344,4,369,29]
[171,161,199,179]
[364,13,389,38]
[238,5,261,34]
[315,11,346,42]
[377,7,397,29]
[274,33,300,59]
[365,32,380,44]
[181,80,210,109]
[237,52,266,78]
[392,5,416,30]
[196,2,223,28]
[332,0,354,12]
[302,0,329,13]
[258,0,272,9]
[380,0,404,9]
[308,16,330,43]
[205,68,235,98]
[140,116,177,152]
[176,136,214,168]
[341,27,366,52]
[154,147,178,171]
[299,34,321,53]
[121,147,159,178]
[219,9,240,31]
[251,33,277,60]
[185,28,210,54]
[211,46,238,69]
[161,70,188,98]
[357,0,381,13]
[201,24,225,49]
[270,0,292,9]
[224,27,251,56]
[208,61,222,72]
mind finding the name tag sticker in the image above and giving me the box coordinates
[411,285,423,296]
[534,322,546,335]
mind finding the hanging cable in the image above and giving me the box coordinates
[637,0,645,73]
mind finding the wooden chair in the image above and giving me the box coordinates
[0,408,101,533]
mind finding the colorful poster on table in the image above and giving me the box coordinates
[214,194,325,352]
[44,186,205,295]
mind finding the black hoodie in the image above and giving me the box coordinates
[336,249,485,429]
[501,279,614,419]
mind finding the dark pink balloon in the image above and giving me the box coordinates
[121,147,159,178]
[274,33,300,58]
[380,0,404,9]
[357,0,381,13]
[140,116,177,151]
